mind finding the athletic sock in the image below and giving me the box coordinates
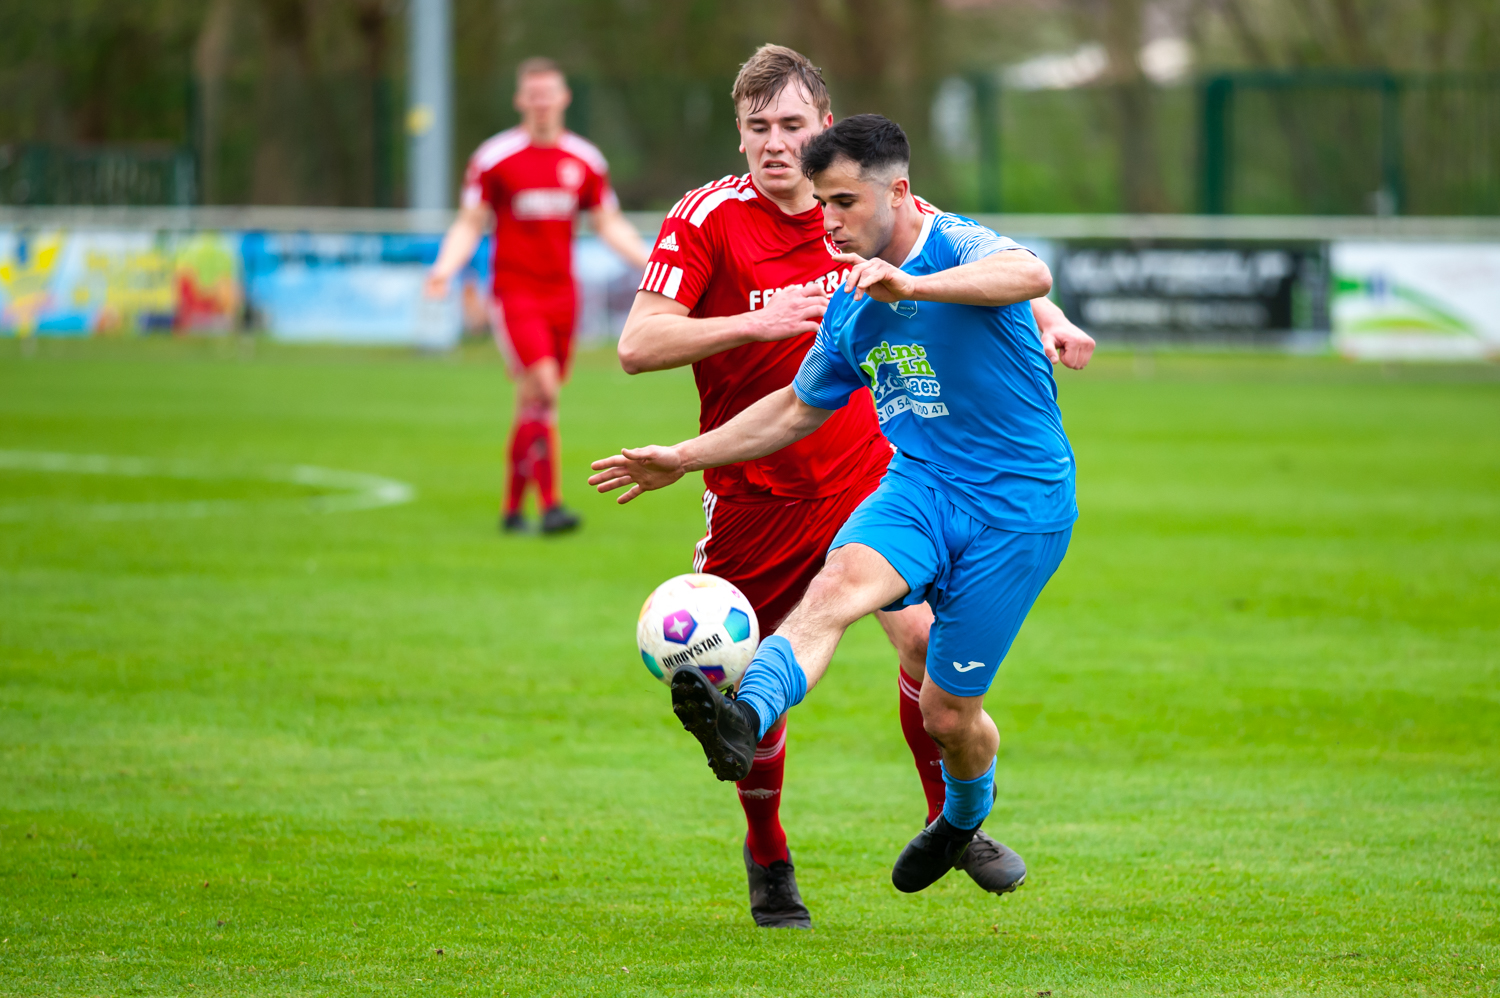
[504,420,534,515]
[535,421,559,510]
[508,405,553,514]
[735,636,808,742]
[737,718,790,866]
[940,758,996,832]
[898,669,947,824]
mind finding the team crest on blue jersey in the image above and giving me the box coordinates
[889,300,918,318]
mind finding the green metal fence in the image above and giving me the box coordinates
[0,144,196,207]
[944,70,1500,216]
[1198,71,1500,216]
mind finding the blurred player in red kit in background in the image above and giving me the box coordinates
[428,57,649,534]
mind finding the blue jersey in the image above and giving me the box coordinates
[792,209,1077,533]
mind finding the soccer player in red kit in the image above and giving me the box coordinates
[428,57,649,534]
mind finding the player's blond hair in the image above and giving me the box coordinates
[516,56,564,85]
[731,44,831,120]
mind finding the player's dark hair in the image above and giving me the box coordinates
[800,114,910,180]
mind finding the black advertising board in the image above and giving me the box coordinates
[1054,243,1328,340]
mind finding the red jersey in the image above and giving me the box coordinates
[640,173,888,500]
[461,127,616,294]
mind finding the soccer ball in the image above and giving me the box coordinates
[637,573,759,691]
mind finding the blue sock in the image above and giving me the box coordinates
[940,759,996,831]
[734,636,808,741]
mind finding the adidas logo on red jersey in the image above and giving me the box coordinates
[657,231,679,252]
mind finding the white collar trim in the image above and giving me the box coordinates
[900,209,936,268]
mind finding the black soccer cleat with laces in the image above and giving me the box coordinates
[670,665,759,782]
[954,829,1026,895]
[500,512,529,534]
[744,843,811,929]
[891,814,980,894]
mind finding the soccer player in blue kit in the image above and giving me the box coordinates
[589,113,1094,894]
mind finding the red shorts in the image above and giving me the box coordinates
[692,456,891,632]
[491,284,576,375]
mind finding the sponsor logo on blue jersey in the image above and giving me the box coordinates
[858,340,950,423]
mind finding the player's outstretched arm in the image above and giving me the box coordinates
[1031,296,1096,370]
[424,203,489,299]
[589,204,651,270]
[617,286,828,374]
[833,250,1051,308]
[588,385,834,503]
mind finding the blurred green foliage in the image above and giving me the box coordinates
[0,0,1496,211]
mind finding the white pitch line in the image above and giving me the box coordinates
[0,450,415,521]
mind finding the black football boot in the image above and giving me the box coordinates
[500,512,528,533]
[954,830,1027,895]
[540,504,582,535]
[670,665,759,782]
[891,815,980,894]
[744,843,812,929]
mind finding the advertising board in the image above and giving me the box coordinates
[0,229,240,335]
[1331,242,1500,359]
[1,223,642,349]
[1054,243,1327,344]
[8,210,1497,362]
[240,232,461,348]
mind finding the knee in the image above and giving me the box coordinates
[536,378,560,407]
[920,701,966,746]
[521,381,559,410]
[519,362,561,408]
[797,557,878,631]
[801,560,854,614]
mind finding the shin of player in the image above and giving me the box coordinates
[426,57,649,535]
[591,113,1095,896]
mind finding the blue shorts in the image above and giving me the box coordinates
[830,472,1072,697]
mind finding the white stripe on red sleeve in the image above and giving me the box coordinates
[662,267,683,300]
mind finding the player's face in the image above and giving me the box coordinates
[813,157,907,259]
[514,71,571,133]
[736,83,833,199]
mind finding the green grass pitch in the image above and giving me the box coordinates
[1,338,1497,997]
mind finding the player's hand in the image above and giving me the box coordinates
[1040,319,1096,370]
[588,446,686,504]
[833,253,920,304]
[423,271,451,300]
[745,284,828,342]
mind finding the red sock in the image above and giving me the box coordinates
[507,407,553,515]
[504,420,537,515]
[535,421,559,510]
[900,668,946,824]
[738,717,789,866]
